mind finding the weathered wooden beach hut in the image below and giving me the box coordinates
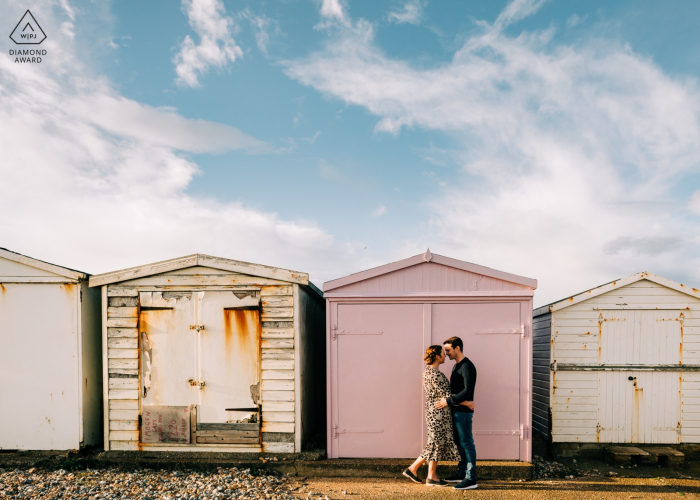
[323,250,537,461]
[533,272,700,455]
[89,254,325,453]
[0,248,102,450]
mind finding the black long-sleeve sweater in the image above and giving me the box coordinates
[447,357,477,413]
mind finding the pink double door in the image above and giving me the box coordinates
[329,301,525,459]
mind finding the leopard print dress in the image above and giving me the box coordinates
[420,366,461,462]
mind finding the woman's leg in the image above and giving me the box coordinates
[427,461,439,481]
[408,457,425,475]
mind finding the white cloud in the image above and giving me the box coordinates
[173,0,243,88]
[566,13,586,28]
[388,1,423,25]
[320,0,345,21]
[0,2,348,284]
[284,0,700,304]
[371,205,387,217]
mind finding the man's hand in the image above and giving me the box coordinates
[461,401,475,410]
[434,398,448,409]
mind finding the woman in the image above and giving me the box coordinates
[402,345,475,486]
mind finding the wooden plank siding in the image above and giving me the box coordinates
[105,277,298,452]
[106,286,140,450]
[532,312,551,438]
[548,279,700,445]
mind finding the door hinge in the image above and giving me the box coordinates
[188,379,205,387]
[333,425,383,438]
[332,325,338,340]
[189,325,205,332]
[520,424,527,440]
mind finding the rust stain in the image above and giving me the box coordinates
[0,284,5,295]
[224,310,234,356]
[85,378,88,390]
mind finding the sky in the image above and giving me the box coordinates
[1,0,700,306]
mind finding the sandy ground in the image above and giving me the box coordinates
[295,476,700,499]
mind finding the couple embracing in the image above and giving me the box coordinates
[403,336,478,490]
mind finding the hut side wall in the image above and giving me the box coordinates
[297,285,326,451]
[104,271,301,452]
[551,280,700,445]
[532,312,551,439]
[80,281,104,447]
[332,262,530,293]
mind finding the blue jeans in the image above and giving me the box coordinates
[453,411,477,480]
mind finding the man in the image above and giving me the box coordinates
[435,336,477,490]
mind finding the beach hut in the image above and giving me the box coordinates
[89,254,325,453]
[323,250,537,461]
[0,248,102,450]
[533,272,700,455]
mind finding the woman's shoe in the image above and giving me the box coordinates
[402,468,422,484]
[426,478,449,487]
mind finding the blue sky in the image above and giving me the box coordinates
[2,0,700,305]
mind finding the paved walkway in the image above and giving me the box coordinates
[297,476,700,499]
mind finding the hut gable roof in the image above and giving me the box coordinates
[323,249,537,293]
[533,271,700,316]
[0,248,86,280]
[89,254,309,287]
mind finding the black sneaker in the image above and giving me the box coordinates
[444,473,464,483]
[453,478,478,490]
[402,468,422,484]
[425,478,449,487]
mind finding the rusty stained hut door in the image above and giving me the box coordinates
[597,309,683,444]
[139,290,261,440]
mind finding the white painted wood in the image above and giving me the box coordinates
[262,380,295,391]
[108,359,138,369]
[262,442,294,453]
[262,350,295,360]
[114,275,288,287]
[110,441,139,450]
[109,378,139,390]
[110,421,139,431]
[262,339,294,349]
[110,430,140,441]
[262,360,295,370]
[0,248,85,280]
[108,348,139,359]
[90,254,308,287]
[107,307,139,318]
[262,370,295,380]
[262,422,295,433]
[262,328,294,339]
[109,400,139,410]
[107,318,138,328]
[262,296,294,308]
[262,401,295,412]
[107,288,139,297]
[262,308,294,319]
[110,409,139,420]
[108,328,138,338]
[102,286,109,450]
[109,390,139,400]
[263,390,295,402]
[262,412,295,422]
[108,338,138,349]
[261,286,293,296]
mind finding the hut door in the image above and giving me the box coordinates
[332,303,424,458]
[598,310,681,443]
[139,291,261,427]
[432,303,523,460]
[197,291,261,424]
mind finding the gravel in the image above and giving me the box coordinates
[0,466,302,499]
[532,455,577,479]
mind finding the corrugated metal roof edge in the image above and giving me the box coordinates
[0,247,88,280]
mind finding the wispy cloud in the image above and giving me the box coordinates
[388,0,423,25]
[371,205,387,217]
[0,2,344,283]
[173,0,242,88]
[285,0,700,303]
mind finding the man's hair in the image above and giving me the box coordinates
[443,336,463,352]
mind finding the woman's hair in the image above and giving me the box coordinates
[424,345,443,365]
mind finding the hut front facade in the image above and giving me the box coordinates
[533,272,700,453]
[323,250,537,461]
[0,248,102,450]
[89,254,325,453]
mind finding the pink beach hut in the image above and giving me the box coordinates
[323,250,537,461]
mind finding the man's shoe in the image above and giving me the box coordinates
[453,478,478,490]
[425,478,449,487]
[443,473,464,483]
[402,468,422,484]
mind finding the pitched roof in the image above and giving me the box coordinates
[323,249,537,292]
[533,271,700,316]
[89,253,309,287]
[0,247,87,280]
